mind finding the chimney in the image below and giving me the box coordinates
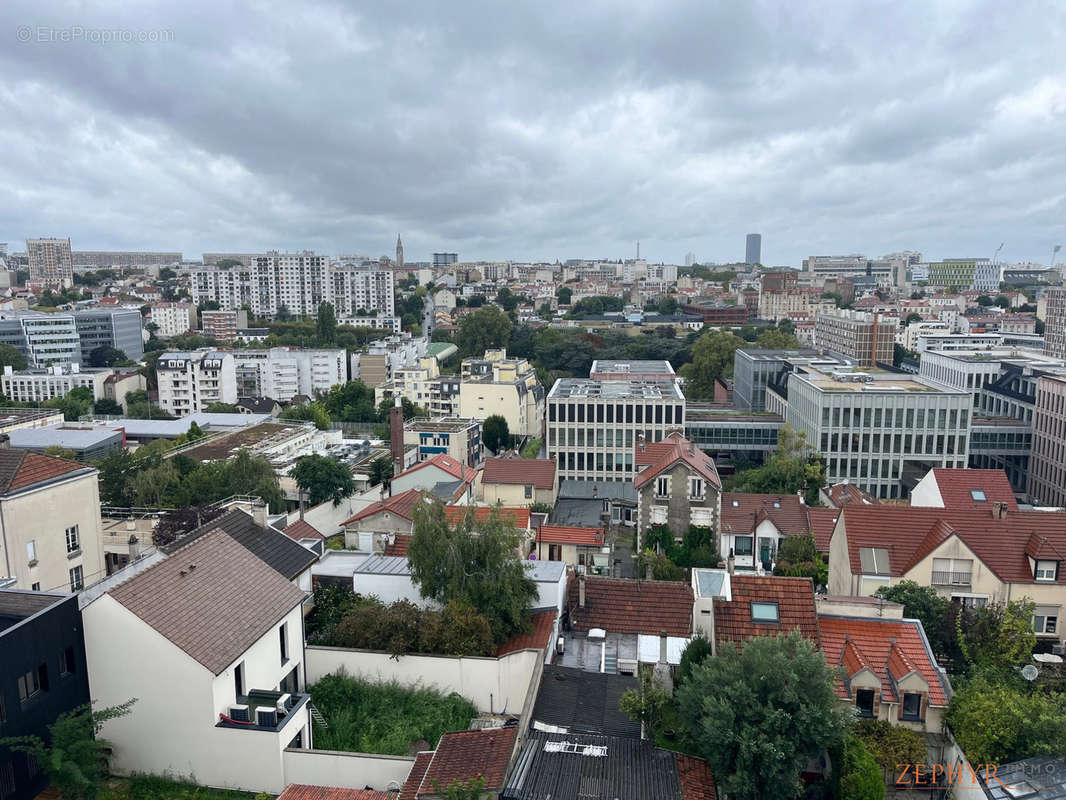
[250,500,268,529]
[658,630,669,665]
[992,500,1008,520]
[645,562,654,581]
[638,433,646,454]
[689,440,696,456]
[128,534,141,561]
[0,434,9,449]
[389,397,404,475]
[578,573,586,609]
[727,549,735,575]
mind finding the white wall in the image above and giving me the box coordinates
[352,572,437,607]
[281,748,414,793]
[909,471,944,508]
[306,646,541,716]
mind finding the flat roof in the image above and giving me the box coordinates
[179,421,305,460]
[404,417,479,432]
[548,378,684,400]
[795,365,960,394]
[107,412,270,438]
[7,426,122,449]
[590,359,675,375]
[736,348,821,361]
[353,554,410,575]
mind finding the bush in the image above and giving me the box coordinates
[678,634,713,687]
[836,733,884,800]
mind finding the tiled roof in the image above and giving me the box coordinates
[342,489,424,524]
[927,468,1018,511]
[0,449,91,494]
[418,727,516,795]
[283,519,324,541]
[566,575,692,637]
[825,482,879,508]
[819,615,951,706]
[537,525,603,546]
[721,493,809,537]
[713,574,820,648]
[277,786,388,800]
[398,751,433,800]
[444,505,532,530]
[396,453,478,485]
[496,610,556,657]
[677,754,718,800]
[164,508,317,581]
[385,534,412,557]
[633,432,722,491]
[635,440,674,469]
[482,457,556,489]
[109,529,306,674]
[839,505,1066,584]
[806,508,839,552]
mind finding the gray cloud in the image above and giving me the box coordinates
[0,0,1064,266]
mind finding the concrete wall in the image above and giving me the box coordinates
[282,748,413,793]
[352,572,437,607]
[305,645,541,716]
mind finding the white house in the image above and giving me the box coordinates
[388,453,477,504]
[81,529,312,794]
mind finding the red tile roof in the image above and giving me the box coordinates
[0,449,90,494]
[713,574,820,648]
[495,610,557,656]
[282,519,324,541]
[444,505,532,530]
[925,468,1018,511]
[677,754,718,800]
[635,440,674,469]
[277,786,388,800]
[825,482,879,508]
[398,752,433,800]
[634,432,721,491]
[566,575,692,637]
[721,493,809,537]
[396,453,478,485]
[537,525,603,546]
[806,508,840,552]
[417,728,516,795]
[342,489,424,525]
[482,456,556,489]
[385,534,412,557]
[819,615,950,706]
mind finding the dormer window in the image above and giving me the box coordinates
[1036,560,1058,582]
[970,489,987,502]
[855,689,875,718]
[901,693,922,721]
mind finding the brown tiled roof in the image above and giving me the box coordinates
[0,449,91,494]
[495,610,556,657]
[566,575,692,637]
[385,534,412,557]
[721,493,809,537]
[417,727,516,795]
[283,519,324,541]
[108,529,306,674]
[926,468,1018,511]
[677,754,718,800]
[342,489,424,525]
[482,456,556,489]
[398,752,433,800]
[444,505,531,530]
[806,507,839,552]
[537,525,603,546]
[819,615,950,706]
[277,786,388,800]
[634,440,674,469]
[396,453,478,485]
[633,432,722,491]
[713,574,820,648]
[825,482,879,508]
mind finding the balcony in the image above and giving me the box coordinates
[931,571,971,587]
[217,689,309,733]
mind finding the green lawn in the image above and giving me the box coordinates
[100,775,261,800]
[309,673,476,755]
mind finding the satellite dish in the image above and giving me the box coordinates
[1021,664,1039,681]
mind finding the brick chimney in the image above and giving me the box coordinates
[390,397,404,475]
[991,500,1008,520]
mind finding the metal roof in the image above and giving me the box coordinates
[353,554,411,576]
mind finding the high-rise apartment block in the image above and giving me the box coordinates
[200,309,248,342]
[232,347,346,402]
[149,302,197,339]
[745,233,762,265]
[71,251,181,268]
[155,351,237,415]
[815,310,896,367]
[433,253,458,268]
[329,263,396,318]
[1028,374,1066,508]
[1043,288,1066,360]
[26,237,74,288]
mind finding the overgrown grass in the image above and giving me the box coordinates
[309,672,476,755]
[100,775,260,800]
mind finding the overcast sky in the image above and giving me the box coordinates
[2,1,1064,267]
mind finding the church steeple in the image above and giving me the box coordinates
[395,234,404,269]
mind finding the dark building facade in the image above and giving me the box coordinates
[0,590,90,800]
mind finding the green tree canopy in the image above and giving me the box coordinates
[292,453,355,506]
[204,402,240,413]
[455,305,512,357]
[88,345,128,367]
[316,301,338,344]
[556,286,572,305]
[773,533,828,588]
[725,424,825,504]
[91,397,123,416]
[281,401,332,430]
[956,599,1036,676]
[45,385,94,421]
[873,580,958,664]
[677,630,848,799]
[678,330,745,399]
[836,733,885,800]
[754,328,800,349]
[0,343,27,371]
[482,414,511,453]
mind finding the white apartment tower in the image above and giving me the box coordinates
[155,351,238,415]
[232,347,347,401]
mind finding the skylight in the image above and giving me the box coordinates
[970,489,987,502]
[751,602,780,622]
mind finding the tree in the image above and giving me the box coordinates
[726,424,825,504]
[637,548,685,581]
[836,733,885,800]
[45,386,94,422]
[853,720,926,786]
[204,402,240,413]
[292,453,355,506]
[316,302,338,344]
[678,634,713,687]
[773,534,828,588]
[956,599,1036,676]
[88,345,127,367]
[0,700,136,800]
[151,504,224,547]
[977,294,994,306]
[92,398,124,416]
[556,286,572,305]
[679,330,745,399]
[904,312,922,325]
[455,305,512,357]
[482,414,511,454]
[368,455,393,487]
[619,669,671,732]
[677,631,847,799]
[656,295,679,315]
[755,328,800,349]
[408,500,537,642]
[994,295,1011,309]
[280,401,332,430]
[0,343,27,371]
[873,581,958,664]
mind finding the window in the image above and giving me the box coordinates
[59,646,76,677]
[17,667,41,703]
[524,484,533,499]
[65,525,80,554]
[68,566,83,592]
[859,547,891,576]
[280,623,289,664]
[932,557,972,586]
[26,540,36,564]
[901,693,922,721]
[751,602,779,622]
[31,583,40,592]
[1036,560,1058,582]
[234,661,245,699]
[1033,614,1058,635]
[734,536,753,557]
[689,477,705,498]
[656,477,668,498]
[855,689,875,717]
[969,489,987,502]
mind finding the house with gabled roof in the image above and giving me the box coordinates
[719,492,811,571]
[534,524,605,570]
[480,456,558,507]
[389,453,477,505]
[633,432,722,548]
[398,727,516,799]
[910,467,1018,512]
[341,488,426,550]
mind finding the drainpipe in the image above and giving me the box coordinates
[0,501,10,581]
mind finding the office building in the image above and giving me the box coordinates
[232,347,346,402]
[433,252,458,268]
[1043,287,1066,360]
[546,374,686,482]
[1,364,112,404]
[0,312,81,367]
[815,310,897,366]
[200,309,248,342]
[923,258,1000,292]
[156,351,238,415]
[1028,374,1066,507]
[26,237,74,288]
[732,349,823,412]
[71,251,181,268]
[802,255,901,288]
[149,301,197,338]
[745,233,762,265]
[73,309,144,363]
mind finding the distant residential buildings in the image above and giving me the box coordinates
[1043,287,1066,360]
[815,309,896,366]
[404,417,483,467]
[156,350,238,415]
[71,251,181,268]
[26,237,73,288]
[458,350,545,440]
[351,333,429,388]
[232,347,346,402]
[1028,374,1066,508]
[433,252,458,268]
[149,301,196,338]
[200,309,248,342]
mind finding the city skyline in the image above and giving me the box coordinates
[1,1,1064,266]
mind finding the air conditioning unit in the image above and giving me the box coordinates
[277,693,293,712]
[256,707,278,727]
[1052,644,1065,656]
[229,704,250,722]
